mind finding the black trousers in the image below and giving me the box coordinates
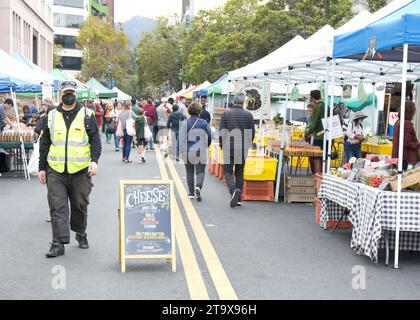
[184,162,206,195]
[47,168,93,244]
[223,163,245,194]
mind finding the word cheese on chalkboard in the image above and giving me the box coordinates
[119,180,176,273]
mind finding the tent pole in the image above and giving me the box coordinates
[275,69,290,203]
[323,60,331,174]
[10,87,30,180]
[259,76,267,152]
[327,59,336,174]
[394,43,408,269]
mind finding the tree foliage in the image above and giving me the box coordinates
[134,0,354,94]
[368,0,388,12]
[135,17,184,95]
[77,16,129,85]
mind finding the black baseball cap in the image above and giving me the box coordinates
[60,81,77,93]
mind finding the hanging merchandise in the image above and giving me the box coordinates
[290,84,300,102]
[357,80,368,101]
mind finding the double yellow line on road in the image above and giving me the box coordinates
[155,148,238,300]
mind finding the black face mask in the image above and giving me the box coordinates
[62,93,76,106]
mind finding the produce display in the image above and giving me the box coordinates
[0,125,37,142]
[266,138,323,157]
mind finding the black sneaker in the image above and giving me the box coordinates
[141,157,146,163]
[46,242,65,258]
[195,187,202,202]
[230,189,241,208]
[75,233,89,249]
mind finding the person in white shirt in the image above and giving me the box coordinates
[178,96,188,118]
[345,111,367,161]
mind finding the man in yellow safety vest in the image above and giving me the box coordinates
[38,81,102,258]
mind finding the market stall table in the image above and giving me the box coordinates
[0,141,34,177]
[319,174,420,263]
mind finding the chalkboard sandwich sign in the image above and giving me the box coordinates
[119,180,176,273]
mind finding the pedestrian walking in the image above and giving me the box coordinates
[219,93,255,208]
[178,96,189,118]
[143,98,156,151]
[109,102,122,151]
[104,103,114,144]
[199,103,211,124]
[167,104,185,161]
[117,102,137,163]
[38,81,102,258]
[135,108,148,163]
[156,99,170,157]
[179,102,212,201]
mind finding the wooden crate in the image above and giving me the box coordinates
[389,168,420,191]
[242,180,274,202]
[286,175,316,188]
[287,186,317,194]
[286,193,316,203]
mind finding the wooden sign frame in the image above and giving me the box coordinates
[118,180,176,273]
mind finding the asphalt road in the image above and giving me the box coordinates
[1,139,420,300]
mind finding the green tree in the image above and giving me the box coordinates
[135,16,184,94]
[77,16,129,85]
[53,44,63,69]
[368,0,388,12]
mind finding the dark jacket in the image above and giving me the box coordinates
[305,101,325,141]
[39,102,102,173]
[167,111,185,133]
[392,120,420,164]
[179,115,212,163]
[200,108,211,124]
[135,115,146,140]
[219,105,255,164]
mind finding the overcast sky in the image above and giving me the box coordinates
[114,0,228,22]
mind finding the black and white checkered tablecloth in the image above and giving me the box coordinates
[318,175,359,225]
[319,175,420,263]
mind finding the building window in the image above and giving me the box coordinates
[54,35,77,49]
[53,0,84,9]
[53,13,84,28]
[61,56,82,70]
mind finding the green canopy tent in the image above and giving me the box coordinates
[86,77,117,99]
[51,69,97,100]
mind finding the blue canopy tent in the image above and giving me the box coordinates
[333,0,420,268]
[193,88,208,98]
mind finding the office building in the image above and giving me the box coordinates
[0,0,54,72]
[53,0,111,77]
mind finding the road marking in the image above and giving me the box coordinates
[155,148,209,300]
[166,157,238,300]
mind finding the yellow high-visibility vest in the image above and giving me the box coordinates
[47,107,93,174]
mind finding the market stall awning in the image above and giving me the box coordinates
[112,87,132,101]
[0,73,41,93]
[192,81,212,98]
[86,77,117,99]
[0,49,49,85]
[228,35,305,80]
[333,0,420,61]
[11,52,59,87]
[51,69,97,100]
[182,85,200,100]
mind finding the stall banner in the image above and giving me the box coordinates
[119,180,176,273]
[42,84,53,100]
[234,81,271,119]
[321,115,343,140]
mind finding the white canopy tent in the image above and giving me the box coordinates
[112,87,132,102]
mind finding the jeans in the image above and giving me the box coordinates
[345,141,362,161]
[46,168,93,243]
[122,129,133,160]
[114,133,120,150]
[223,162,245,194]
[169,131,180,157]
[185,162,206,195]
